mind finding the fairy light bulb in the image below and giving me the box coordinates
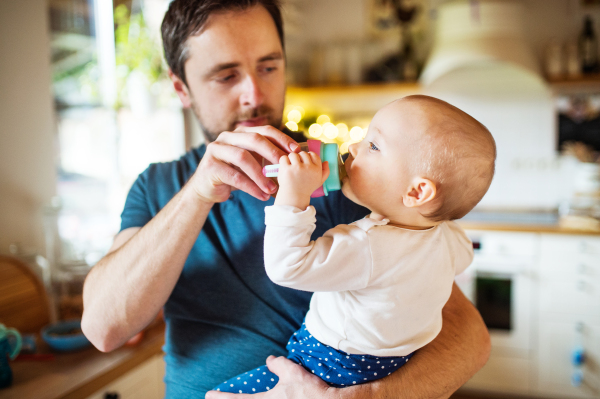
[349,126,363,141]
[336,123,349,139]
[323,122,338,139]
[316,115,330,125]
[287,109,302,123]
[285,121,299,131]
[308,123,323,138]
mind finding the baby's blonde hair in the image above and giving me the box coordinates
[405,96,496,222]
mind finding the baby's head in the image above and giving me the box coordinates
[342,95,496,225]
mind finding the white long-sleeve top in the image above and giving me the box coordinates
[264,205,473,357]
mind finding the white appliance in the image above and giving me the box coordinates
[456,230,539,395]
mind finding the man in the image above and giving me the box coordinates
[82,1,490,397]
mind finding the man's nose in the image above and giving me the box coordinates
[240,74,265,108]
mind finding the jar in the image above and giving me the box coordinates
[262,140,346,197]
[53,260,91,320]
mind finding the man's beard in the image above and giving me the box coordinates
[190,99,283,143]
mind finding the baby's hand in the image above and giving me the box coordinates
[274,151,329,209]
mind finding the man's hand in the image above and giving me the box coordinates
[189,125,301,204]
[205,356,353,399]
[274,152,329,210]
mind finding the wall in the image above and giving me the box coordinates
[0,0,57,254]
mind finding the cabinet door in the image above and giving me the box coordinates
[87,355,166,399]
[537,316,600,399]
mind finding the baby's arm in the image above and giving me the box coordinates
[264,206,372,291]
[265,151,372,292]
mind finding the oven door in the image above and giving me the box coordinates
[467,262,533,356]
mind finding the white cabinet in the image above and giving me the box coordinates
[537,234,600,399]
[87,355,166,399]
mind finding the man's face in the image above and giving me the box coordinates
[175,5,286,141]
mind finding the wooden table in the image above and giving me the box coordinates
[0,323,164,399]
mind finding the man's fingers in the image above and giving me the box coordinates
[216,131,287,165]
[205,390,255,399]
[233,125,301,156]
[208,143,277,196]
[266,356,304,380]
[216,163,271,201]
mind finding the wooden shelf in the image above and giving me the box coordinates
[547,74,600,94]
[285,82,421,116]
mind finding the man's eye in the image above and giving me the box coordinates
[368,142,379,151]
[261,66,277,74]
[219,74,235,82]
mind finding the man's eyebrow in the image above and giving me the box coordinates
[257,52,284,63]
[205,62,240,78]
[204,52,283,79]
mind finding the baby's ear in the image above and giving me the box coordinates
[402,178,437,208]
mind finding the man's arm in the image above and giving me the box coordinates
[362,282,490,399]
[206,282,490,399]
[82,126,300,352]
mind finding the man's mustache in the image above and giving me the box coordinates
[236,106,273,122]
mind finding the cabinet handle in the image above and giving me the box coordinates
[104,392,120,399]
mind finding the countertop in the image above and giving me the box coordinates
[457,220,600,235]
[0,322,165,399]
[457,209,600,235]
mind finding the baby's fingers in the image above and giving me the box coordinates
[308,151,321,166]
[298,151,313,164]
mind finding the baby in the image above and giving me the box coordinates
[212,95,496,394]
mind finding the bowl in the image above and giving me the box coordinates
[41,319,91,352]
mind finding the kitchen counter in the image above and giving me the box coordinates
[457,209,600,235]
[457,220,600,235]
[0,322,165,399]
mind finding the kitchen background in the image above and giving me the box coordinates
[1,0,600,398]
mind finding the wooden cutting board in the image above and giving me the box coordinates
[0,255,50,334]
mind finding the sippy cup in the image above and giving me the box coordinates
[0,324,22,389]
[262,140,346,198]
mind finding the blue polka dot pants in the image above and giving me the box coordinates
[213,322,413,394]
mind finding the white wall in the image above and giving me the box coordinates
[0,0,57,253]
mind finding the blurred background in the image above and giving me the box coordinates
[1,0,600,398]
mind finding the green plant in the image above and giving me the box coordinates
[114,4,167,108]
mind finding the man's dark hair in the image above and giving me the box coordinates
[161,0,284,85]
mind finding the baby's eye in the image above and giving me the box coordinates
[368,141,379,151]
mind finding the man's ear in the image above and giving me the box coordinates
[169,69,192,108]
[402,177,437,208]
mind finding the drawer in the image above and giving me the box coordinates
[537,318,600,399]
[87,355,165,399]
[541,235,600,255]
[539,277,600,315]
[540,251,600,280]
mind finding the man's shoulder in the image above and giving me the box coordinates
[138,145,206,189]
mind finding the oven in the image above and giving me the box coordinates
[455,230,538,396]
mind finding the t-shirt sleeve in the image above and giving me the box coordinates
[120,169,153,232]
[264,205,372,292]
[447,221,474,276]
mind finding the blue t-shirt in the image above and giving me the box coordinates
[120,136,369,397]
